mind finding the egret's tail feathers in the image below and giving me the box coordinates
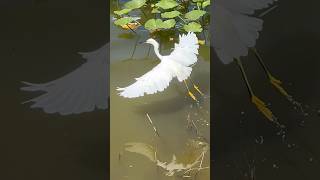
[176,66,192,82]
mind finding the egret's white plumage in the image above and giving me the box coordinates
[117,32,199,98]
[21,44,109,115]
[213,0,277,64]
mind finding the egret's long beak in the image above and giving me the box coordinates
[138,41,145,45]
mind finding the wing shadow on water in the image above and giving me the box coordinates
[21,43,110,115]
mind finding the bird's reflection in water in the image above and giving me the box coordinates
[213,0,305,126]
[21,43,109,115]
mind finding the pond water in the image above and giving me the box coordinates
[110,17,211,179]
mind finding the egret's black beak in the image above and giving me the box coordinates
[138,41,145,44]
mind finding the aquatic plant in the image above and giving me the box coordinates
[112,0,210,33]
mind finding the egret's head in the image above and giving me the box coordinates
[145,38,158,46]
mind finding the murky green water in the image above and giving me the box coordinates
[110,19,211,179]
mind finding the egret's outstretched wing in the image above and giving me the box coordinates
[213,0,277,64]
[220,0,277,15]
[117,61,175,98]
[21,43,109,115]
[213,5,262,64]
[169,32,199,67]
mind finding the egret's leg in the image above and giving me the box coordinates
[235,58,277,123]
[251,48,292,100]
[189,78,205,96]
[131,37,139,59]
[184,80,198,102]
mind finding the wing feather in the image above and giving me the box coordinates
[21,43,109,115]
[213,0,276,64]
[219,0,277,15]
[117,61,175,98]
[169,32,199,67]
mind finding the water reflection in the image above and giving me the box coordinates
[110,12,210,179]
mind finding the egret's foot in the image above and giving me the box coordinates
[188,91,198,102]
[184,80,198,102]
[269,75,292,100]
[193,84,205,96]
[251,95,276,122]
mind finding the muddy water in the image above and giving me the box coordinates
[110,22,211,179]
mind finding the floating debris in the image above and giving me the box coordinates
[309,157,314,163]
[146,113,160,137]
[272,163,279,169]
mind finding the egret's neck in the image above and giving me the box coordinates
[152,43,162,60]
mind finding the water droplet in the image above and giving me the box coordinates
[309,158,313,162]
[272,164,279,169]
[299,120,305,127]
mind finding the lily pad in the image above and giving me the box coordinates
[185,10,206,20]
[114,8,132,16]
[156,0,178,9]
[124,0,146,9]
[144,18,176,31]
[160,19,176,29]
[161,10,180,18]
[183,22,203,32]
[202,0,210,8]
[114,17,134,26]
[144,19,161,31]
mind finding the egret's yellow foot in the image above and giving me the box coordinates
[184,80,198,102]
[193,84,205,96]
[251,95,276,122]
[269,75,292,99]
[188,91,198,102]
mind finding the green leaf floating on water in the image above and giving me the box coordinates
[156,0,178,9]
[144,18,176,31]
[185,10,206,20]
[114,8,132,16]
[183,22,203,32]
[124,0,146,9]
[161,19,176,29]
[161,10,180,18]
[114,17,134,26]
[202,0,210,8]
[145,19,161,30]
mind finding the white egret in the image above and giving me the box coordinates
[212,0,289,122]
[116,32,203,100]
